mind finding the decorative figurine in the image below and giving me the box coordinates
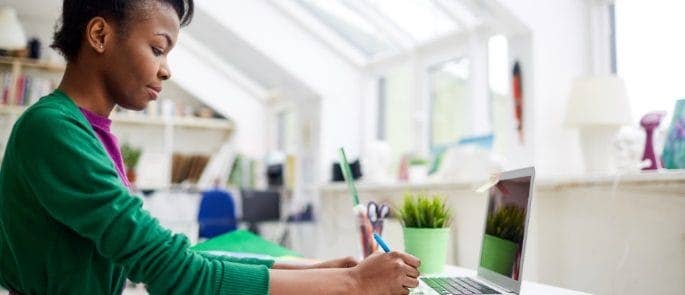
[640,111,667,170]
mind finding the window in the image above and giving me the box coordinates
[429,58,471,147]
[615,1,685,117]
[378,64,413,161]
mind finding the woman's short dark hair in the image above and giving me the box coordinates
[51,0,193,62]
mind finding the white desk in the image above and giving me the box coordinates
[413,265,590,295]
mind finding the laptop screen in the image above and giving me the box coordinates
[479,175,531,282]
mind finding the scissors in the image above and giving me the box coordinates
[367,201,390,234]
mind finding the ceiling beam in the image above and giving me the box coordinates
[430,0,468,29]
[342,0,416,51]
[265,0,368,68]
[456,0,530,36]
[365,28,476,70]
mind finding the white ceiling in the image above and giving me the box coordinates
[187,8,316,101]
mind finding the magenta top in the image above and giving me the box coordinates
[79,107,131,188]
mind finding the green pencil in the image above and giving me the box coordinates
[338,147,360,206]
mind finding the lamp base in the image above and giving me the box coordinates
[579,126,620,173]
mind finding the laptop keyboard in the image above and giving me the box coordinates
[421,277,501,295]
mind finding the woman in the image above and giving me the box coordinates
[0,0,420,294]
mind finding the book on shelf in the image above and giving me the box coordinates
[171,153,210,184]
[0,72,55,107]
[227,154,258,189]
[187,155,210,183]
[1,73,9,105]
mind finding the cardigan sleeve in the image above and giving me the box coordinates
[196,251,275,268]
[13,105,270,295]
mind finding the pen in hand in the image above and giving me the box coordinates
[373,233,391,253]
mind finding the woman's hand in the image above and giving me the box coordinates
[350,251,421,295]
[268,252,419,295]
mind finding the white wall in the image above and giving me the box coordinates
[197,0,366,182]
[169,43,267,158]
[16,13,63,64]
[497,0,592,176]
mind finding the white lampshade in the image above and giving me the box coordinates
[565,76,632,127]
[0,7,27,50]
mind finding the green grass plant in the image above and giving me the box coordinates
[396,192,452,228]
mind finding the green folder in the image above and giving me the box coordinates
[191,229,301,258]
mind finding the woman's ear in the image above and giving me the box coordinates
[86,17,112,54]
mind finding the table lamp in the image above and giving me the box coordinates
[565,76,632,172]
[0,7,27,52]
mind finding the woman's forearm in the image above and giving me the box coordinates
[271,262,309,270]
[271,256,357,270]
[268,268,358,295]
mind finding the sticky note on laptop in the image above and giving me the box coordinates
[475,174,500,193]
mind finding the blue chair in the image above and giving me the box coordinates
[197,189,237,239]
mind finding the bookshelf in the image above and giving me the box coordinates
[0,57,234,190]
[112,113,233,131]
[0,57,63,107]
[0,104,24,116]
[0,57,64,166]
[0,56,65,72]
[110,112,234,190]
[0,104,234,130]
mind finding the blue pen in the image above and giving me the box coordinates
[373,233,391,253]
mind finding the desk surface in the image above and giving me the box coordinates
[414,265,589,295]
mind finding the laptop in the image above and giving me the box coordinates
[418,167,535,295]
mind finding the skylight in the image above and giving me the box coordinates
[433,0,481,28]
[367,0,457,42]
[296,0,396,57]
[291,0,486,63]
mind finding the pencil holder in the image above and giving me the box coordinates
[354,205,377,258]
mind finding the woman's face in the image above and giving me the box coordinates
[103,3,180,111]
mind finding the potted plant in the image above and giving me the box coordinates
[396,192,452,274]
[121,143,142,184]
[480,204,525,277]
